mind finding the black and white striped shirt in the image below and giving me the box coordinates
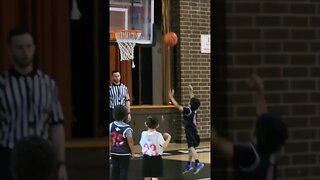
[109,83,130,109]
[0,69,64,149]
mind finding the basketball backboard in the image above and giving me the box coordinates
[110,0,154,45]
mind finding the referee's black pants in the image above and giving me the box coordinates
[0,145,13,180]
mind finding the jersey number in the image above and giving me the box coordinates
[111,132,125,147]
[143,143,159,156]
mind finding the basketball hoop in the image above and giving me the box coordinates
[111,30,141,68]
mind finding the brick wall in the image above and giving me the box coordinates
[171,0,211,141]
[214,0,320,179]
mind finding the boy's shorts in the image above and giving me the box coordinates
[186,130,200,148]
[143,155,163,177]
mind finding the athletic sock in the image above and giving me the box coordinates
[195,159,200,164]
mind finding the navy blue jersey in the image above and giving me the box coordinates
[183,107,198,131]
[110,121,133,155]
[233,143,277,180]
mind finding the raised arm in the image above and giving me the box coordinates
[168,89,183,112]
[188,84,194,99]
[248,74,267,116]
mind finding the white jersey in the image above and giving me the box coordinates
[140,131,165,156]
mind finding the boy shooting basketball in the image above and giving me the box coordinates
[168,85,204,174]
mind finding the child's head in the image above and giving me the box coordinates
[145,116,159,130]
[254,113,288,155]
[113,105,129,121]
[190,97,201,111]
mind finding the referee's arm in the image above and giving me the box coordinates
[49,85,68,180]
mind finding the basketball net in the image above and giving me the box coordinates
[114,30,141,68]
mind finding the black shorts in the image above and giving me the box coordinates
[142,155,163,177]
[186,130,200,148]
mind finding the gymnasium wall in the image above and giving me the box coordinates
[214,0,320,179]
[171,0,211,141]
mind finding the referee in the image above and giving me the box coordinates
[0,27,68,180]
[109,70,131,123]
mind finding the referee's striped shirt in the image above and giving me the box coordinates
[0,69,64,149]
[109,83,130,109]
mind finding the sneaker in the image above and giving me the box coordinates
[194,162,204,174]
[182,163,193,174]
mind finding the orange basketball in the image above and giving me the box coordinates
[164,32,178,47]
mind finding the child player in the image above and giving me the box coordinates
[168,85,204,174]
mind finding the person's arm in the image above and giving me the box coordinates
[125,86,132,123]
[248,74,267,116]
[49,84,68,180]
[127,136,135,158]
[162,133,171,148]
[50,124,68,180]
[212,130,234,160]
[188,84,194,99]
[168,89,183,112]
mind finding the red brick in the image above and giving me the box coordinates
[228,119,254,130]
[226,16,253,26]
[257,67,281,78]
[291,105,316,115]
[291,29,316,40]
[235,29,261,39]
[283,42,308,52]
[268,105,289,116]
[285,167,310,177]
[226,67,253,79]
[265,93,281,103]
[283,16,308,27]
[235,3,261,14]
[291,55,316,65]
[234,54,261,66]
[255,42,281,52]
[264,54,289,65]
[262,3,289,14]
[227,42,253,53]
[310,67,320,77]
[236,106,256,117]
[283,117,308,128]
[264,80,289,91]
[310,42,320,52]
[310,117,320,126]
[263,29,289,39]
[310,16,320,27]
[282,93,308,103]
[283,67,308,78]
[255,16,281,26]
[311,141,320,151]
[291,80,316,90]
[290,4,316,14]
[284,142,309,153]
[227,93,253,104]
[292,129,317,140]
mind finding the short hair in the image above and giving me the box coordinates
[190,97,201,111]
[254,113,288,155]
[113,105,129,121]
[112,70,120,75]
[145,116,159,129]
[11,136,55,180]
[7,27,32,44]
